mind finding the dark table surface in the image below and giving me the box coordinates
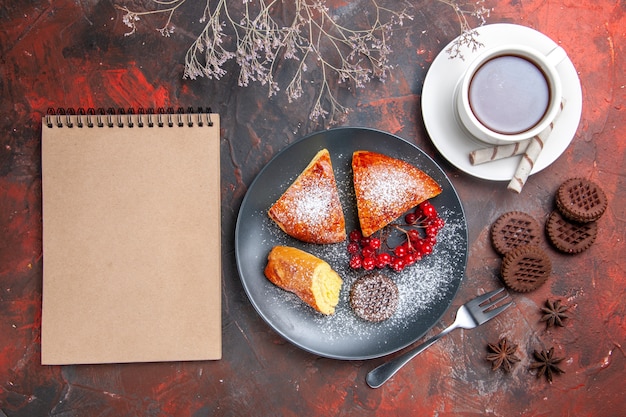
[1,1,625,416]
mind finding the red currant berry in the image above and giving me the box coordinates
[391,257,406,272]
[349,255,362,269]
[425,224,439,237]
[347,242,360,254]
[425,233,437,243]
[421,242,434,255]
[368,237,381,250]
[349,230,362,242]
[361,246,376,258]
[362,256,376,271]
[408,229,421,243]
[376,252,391,268]
[405,212,418,224]
[394,244,408,258]
[403,253,418,266]
[360,236,371,247]
[420,201,437,218]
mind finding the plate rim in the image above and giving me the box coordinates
[234,126,468,360]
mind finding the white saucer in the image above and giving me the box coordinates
[422,23,582,181]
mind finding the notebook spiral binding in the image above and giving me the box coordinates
[45,107,214,129]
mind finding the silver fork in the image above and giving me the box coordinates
[366,287,512,388]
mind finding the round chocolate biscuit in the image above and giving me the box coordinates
[490,211,541,256]
[546,210,597,254]
[556,178,607,223]
[350,273,399,322]
[501,245,551,293]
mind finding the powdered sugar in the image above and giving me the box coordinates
[292,177,336,226]
[259,157,467,348]
[358,164,427,211]
[312,207,465,341]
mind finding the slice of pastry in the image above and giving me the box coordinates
[264,246,343,315]
[352,150,442,237]
[268,149,346,244]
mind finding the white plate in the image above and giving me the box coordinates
[422,23,582,181]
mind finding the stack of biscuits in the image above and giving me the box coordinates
[546,178,608,254]
[490,211,551,293]
[489,178,608,293]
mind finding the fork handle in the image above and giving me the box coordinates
[366,323,458,388]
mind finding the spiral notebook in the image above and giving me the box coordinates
[41,108,221,365]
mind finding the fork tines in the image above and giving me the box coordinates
[475,287,512,315]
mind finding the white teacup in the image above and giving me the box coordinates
[455,44,566,145]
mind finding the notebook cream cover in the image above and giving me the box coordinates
[41,111,221,364]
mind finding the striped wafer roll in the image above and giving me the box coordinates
[507,99,566,193]
[469,139,530,165]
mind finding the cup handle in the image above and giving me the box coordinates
[546,46,568,67]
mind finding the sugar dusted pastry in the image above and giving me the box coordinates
[352,150,442,237]
[264,246,343,315]
[268,149,346,244]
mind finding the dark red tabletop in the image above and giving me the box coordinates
[1,1,624,416]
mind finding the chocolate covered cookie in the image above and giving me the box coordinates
[556,178,607,223]
[546,210,598,254]
[491,211,542,256]
[350,273,399,322]
[501,245,551,293]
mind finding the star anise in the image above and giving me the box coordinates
[486,337,521,373]
[529,347,565,382]
[540,299,570,328]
